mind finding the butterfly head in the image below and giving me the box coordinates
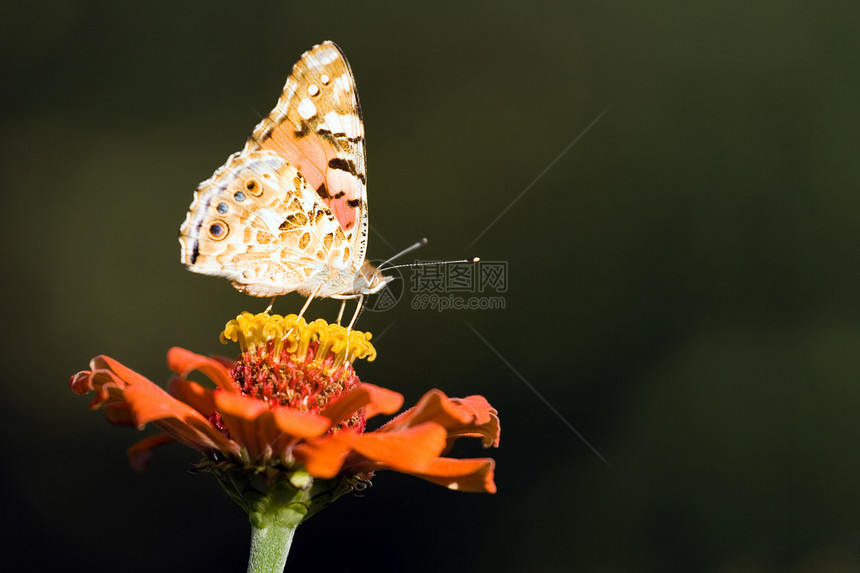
[355,260,394,295]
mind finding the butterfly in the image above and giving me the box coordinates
[179,41,392,324]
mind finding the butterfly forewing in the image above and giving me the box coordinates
[245,41,368,266]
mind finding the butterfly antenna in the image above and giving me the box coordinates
[383,257,480,272]
[378,238,479,271]
[378,238,429,270]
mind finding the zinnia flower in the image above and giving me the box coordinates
[70,312,499,572]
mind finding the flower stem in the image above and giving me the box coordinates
[247,520,299,573]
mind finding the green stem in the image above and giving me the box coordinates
[207,466,356,572]
[247,520,298,573]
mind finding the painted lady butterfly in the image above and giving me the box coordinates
[179,41,391,320]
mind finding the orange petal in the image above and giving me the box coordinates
[168,378,217,418]
[72,355,238,457]
[349,422,448,473]
[451,395,497,425]
[410,457,497,493]
[214,391,331,459]
[93,355,153,391]
[166,347,236,392]
[257,406,332,458]
[71,355,155,409]
[123,384,236,454]
[380,389,500,447]
[122,377,206,429]
[447,396,501,448]
[270,405,331,438]
[321,383,403,426]
[127,434,175,471]
[212,392,268,457]
[104,402,135,426]
[293,432,355,478]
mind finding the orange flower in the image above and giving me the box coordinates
[69,313,500,496]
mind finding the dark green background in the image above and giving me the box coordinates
[2,2,859,572]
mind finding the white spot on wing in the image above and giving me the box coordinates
[323,111,345,135]
[307,84,319,96]
[320,74,330,85]
[324,111,360,138]
[314,47,339,65]
[297,98,316,120]
[335,73,352,93]
[447,482,459,491]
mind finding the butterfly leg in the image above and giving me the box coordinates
[265,296,278,314]
[296,285,323,321]
[346,294,364,332]
[336,299,347,326]
[297,295,314,321]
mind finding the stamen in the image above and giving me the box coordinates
[221,312,376,365]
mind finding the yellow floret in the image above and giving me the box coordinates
[221,312,376,365]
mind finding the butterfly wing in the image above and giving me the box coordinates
[245,41,368,269]
[179,151,353,297]
[179,41,369,298]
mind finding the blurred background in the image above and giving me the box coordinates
[2,2,859,571]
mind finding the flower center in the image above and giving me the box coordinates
[232,339,359,410]
[221,312,377,431]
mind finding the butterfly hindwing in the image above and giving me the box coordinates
[179,151,352,297]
